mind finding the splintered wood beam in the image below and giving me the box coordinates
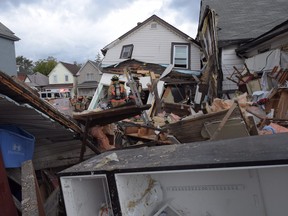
[0,151,18,216]
[21,160,46,216]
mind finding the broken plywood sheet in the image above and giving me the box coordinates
[163,107,241,143]
[73,104,151,126]
[202,118,250,141]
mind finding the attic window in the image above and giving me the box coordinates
[150,23,157,29]
[120,44,134,59]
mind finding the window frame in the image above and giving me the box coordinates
[53,75,57,83]
[120,44,134,59]
[65,74,69,82]
[171,43,190,69]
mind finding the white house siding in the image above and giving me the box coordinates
[77,62,102,84]
[0,37,17,76]
[102,20,201,70]
[221,45,244,91]
[49,63,74,84]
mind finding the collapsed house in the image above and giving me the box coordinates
[58,4,288,215]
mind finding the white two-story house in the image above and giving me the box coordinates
[47,61,80,96]
[76,60,102,97]
[89,15,202,110]
[101,14,201,72]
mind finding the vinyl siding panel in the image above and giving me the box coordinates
[0,37,17,76]
[102,20,201,70]
[221,45,244,90]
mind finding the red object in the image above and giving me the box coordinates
[257,98,269,105]
[0,151,18,216]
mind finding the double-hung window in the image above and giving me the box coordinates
[53,75,57,83]
[65,75,69,82]
[120,44,134,59]
[171,43,190,69]
[86,73,94,81]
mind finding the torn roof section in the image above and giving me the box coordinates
[0,70,95,170]
[102,59,201,78]
[236,19,288,56]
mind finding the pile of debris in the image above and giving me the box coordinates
[72,62,288,152]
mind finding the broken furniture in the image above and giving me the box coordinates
[163,103,245,143]
[59,133,288,216]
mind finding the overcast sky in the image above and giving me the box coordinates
[0,0,201,64]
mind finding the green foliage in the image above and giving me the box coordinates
[16,56,34,74]
[33,56,58,76]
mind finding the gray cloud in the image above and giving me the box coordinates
[0,0,201,63]
[168,0,201,23]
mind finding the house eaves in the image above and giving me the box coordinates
[77,81,98,89]
[101,14,200,55]
[236,19,288,56]
[60,61,80,76]
[0,22,20,41]
[0,70,81,133]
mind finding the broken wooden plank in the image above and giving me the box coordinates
[44,187,60,216]
[21,160,46,216]
[6,168,21,185]
[0,151,18,216]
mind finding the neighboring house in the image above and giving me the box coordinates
[101,14,201,72]
[47,61,80,96]
[199,0,288,92]
[76,60,102,97]
[0,22,20,76]
[89,15,201,111]
[25,72,49,91]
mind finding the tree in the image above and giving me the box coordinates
[33,56,58,76]
[95,52,102,67]
[73,61,83,68]
[16,56,34,74]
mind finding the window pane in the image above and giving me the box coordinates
[173,45,188,68]
[175,46,187,58]
[120,45,133,59]
[175,58,187,65]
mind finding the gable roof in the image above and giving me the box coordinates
[26,72,49,86]
[76,60,100,76]
[200,0,288,46]
[0,22,20,41]
[101,14,200,55]
[60,61,80,76]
